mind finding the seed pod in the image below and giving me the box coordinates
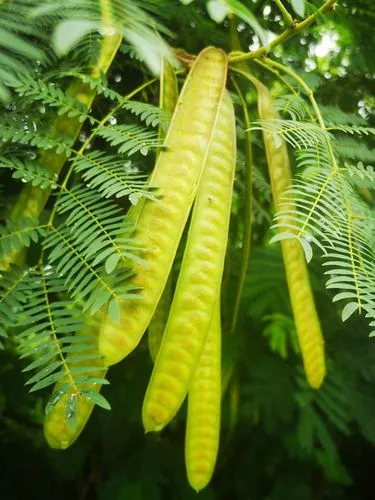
[142,90,236,431]
[44,314,107,449]
[254,76,325,389]
[99,47,228,366]
[185,301,221,492]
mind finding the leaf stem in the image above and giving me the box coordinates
[274,0,294,27]
[263,58,325,126]
[230,77,253,335]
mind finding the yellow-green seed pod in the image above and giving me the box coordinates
[99,47,228,366]
[185,301,221,492]
[44,314,107,449]
[254,77,325,389]
[142,90,236,432]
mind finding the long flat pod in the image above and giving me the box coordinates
[249,75,325,389]
[142,90,236,431]
[185,301,221,492]
[99,47,228,365]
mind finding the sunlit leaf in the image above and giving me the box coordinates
[206,0,229,23]
[53,20,99,56]
[341,302,359,322]
[290,0,305,18]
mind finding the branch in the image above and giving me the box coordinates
[262,57,329,132]
[274,0,294,27]
[229,0,336,63]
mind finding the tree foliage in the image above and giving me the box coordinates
[1,0,375,499]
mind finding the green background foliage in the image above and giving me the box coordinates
[1,1,375,498]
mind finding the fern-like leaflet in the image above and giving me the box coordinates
[9,74,93,124]
[55,185,145,272]
[327,125,375,136]
[43,221,140,321]
[97,123,160,156]
[73,150,156,204]
[249,59,375,333]
[270,135,375,330]
[0,216,44,261]
[319,105,367,127]
[344,161,375,189]
[334,137,375,164]
[9,266,111,423]
[274,94,308,121]
[56,70,125,102]
[0,156,58,189]
[121,99,170,129]
[0,0,47,102]
[0,120,73,156]
[0,265,32,347]
[295,370,351,458]
[251,118,332,149]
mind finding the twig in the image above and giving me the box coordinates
[229,77,253,335]
[253,58,315,122]
[274,0,294,27]
[262,57,329,132]
[229,0,336,63]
